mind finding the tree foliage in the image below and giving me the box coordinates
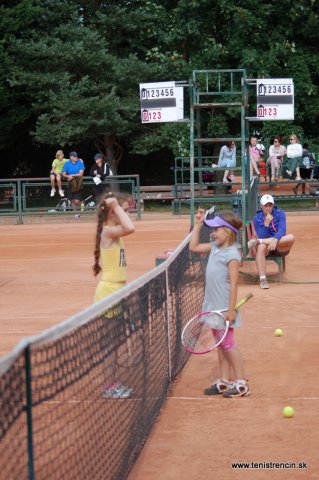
[0,0,318,178]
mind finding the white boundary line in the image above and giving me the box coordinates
[32,396,319,404]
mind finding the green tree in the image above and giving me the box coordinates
[1,0,319,178]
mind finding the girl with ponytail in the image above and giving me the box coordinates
[93,192,135,303]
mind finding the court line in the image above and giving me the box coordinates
[38,396,319,404]
[261,325,317,329]
[0,239,184,248]
[0,316,50,319]
[0,331,42,335]
[168,396,319,401]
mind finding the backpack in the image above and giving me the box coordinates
[103,163,113,177]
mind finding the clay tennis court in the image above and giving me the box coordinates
[1,211,319,479]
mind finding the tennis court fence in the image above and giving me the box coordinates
[0,229,209,480]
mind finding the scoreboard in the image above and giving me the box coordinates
[256,78,294,120]
[139,81,184,123]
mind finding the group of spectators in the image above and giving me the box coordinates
[248,134,317,193]
[50,150,113,212]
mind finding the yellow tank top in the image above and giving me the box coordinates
[100,238,127,283]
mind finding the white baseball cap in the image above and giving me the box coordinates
[260,194,275,206]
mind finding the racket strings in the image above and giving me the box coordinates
[182,312,227,354]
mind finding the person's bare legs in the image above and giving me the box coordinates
[223,169,229,182]
[225,347,245,379]
[295,166,301,180]
[50,174,56,189]
[255,234,295,276]
[250,157,259,177]
[56,173,63,190]
[218,348,232,380]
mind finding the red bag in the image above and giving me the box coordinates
[259,159,267,176]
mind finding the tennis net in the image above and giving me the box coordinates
[0,228,209,480]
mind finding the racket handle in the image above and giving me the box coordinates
[235,292,253,310]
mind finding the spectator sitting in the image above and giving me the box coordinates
[248,194,294,289]
[218,141,236,183]
[62,151,85,213]
[50,150,67,197]
[282,134,302,181]
[267,136,286,182]
[89,153,113,201]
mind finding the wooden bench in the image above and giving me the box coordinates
[242,221,289,282]
[137,185,174,201]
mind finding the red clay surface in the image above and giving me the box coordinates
[1,211,319,479]
[127,213,319,480]
[0,213,190,357]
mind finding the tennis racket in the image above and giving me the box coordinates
[181,292,253,354]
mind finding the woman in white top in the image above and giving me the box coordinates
[282,134,302,181]
[218,141,236,183]
[267,135,286,182]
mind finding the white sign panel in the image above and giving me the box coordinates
[139,81,183,123]
[256,78,294,120]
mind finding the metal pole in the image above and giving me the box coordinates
[189,79,195,227]
[25,346,35,480]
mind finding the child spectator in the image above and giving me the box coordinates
[50,150,67,197]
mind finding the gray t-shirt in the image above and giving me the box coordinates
[202,243,242,328]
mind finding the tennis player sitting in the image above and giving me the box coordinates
[190,210,250,398]
[93,192,135,398]
[248,194,295,289]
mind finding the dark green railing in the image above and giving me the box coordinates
[0,175,141,223]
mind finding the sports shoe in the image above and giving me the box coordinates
[101,382,133,399]
[260,278,269,289]
[50,188,55,197]
[204,378,232,395]
[286,170,292,176]
[247,238,258,249]
[223,381,250,398]
[295,177,302,181]
[74,213,81,219]
[59,189,64,197]
[223,178,229,184]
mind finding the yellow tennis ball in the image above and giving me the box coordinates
[282,406,294,418]
[274,328,283,337]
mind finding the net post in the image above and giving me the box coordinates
[24,345,35,480]
[17,179,23,224]
[165,265,172,381]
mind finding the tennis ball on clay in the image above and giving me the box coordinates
[282,406,294,418]
[274,328,283,337]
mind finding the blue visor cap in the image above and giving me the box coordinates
[204,215,239,234]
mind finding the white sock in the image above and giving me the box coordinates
[236,379,246,385]
[260,275,266,281]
